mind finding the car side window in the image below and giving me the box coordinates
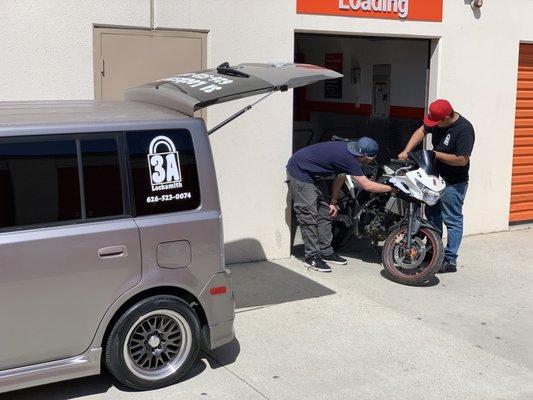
[0,139,81,229]
[126,130,201,216]
[81,138,125,218]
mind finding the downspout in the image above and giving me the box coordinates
[150,0,157,30]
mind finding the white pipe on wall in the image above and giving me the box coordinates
[150,0,157,30]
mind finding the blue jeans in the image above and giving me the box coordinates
[425,182,469,266]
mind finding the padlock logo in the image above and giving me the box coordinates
[147,136,183,191]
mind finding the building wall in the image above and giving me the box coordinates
[1,0,532,262]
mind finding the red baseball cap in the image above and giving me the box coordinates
[424,99,454,127]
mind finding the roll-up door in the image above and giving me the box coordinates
[510,44,533,223]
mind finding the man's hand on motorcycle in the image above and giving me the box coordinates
[386,178,401,194]
[398,151,409,161]
[329,204,340,218]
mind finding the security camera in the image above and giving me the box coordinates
[471,0,483,8]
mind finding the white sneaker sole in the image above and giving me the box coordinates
[323,259,347,265]
[304,262,332,273]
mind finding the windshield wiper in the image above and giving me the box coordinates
[216,62,250,78]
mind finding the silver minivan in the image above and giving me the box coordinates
[0,63,339,392]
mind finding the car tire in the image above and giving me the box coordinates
[104,295,200,391]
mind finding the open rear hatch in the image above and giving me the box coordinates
[125,62,342,124]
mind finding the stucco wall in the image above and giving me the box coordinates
[1,0,532,262]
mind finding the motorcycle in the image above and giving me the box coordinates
[331,136,446,285]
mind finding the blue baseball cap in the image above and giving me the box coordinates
[347,137,379,158]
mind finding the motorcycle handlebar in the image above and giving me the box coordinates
[331,135,352,142]
[390,159,416,166]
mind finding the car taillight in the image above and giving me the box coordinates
[209,286,227,295]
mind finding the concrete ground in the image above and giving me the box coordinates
[3,229,533,400]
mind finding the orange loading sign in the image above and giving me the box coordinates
[297,0,443,22]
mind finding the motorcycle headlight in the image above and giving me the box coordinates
[422,189,441,206]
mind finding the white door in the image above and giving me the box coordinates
[372,64,391,118]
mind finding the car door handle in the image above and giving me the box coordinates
[98,246,128,259]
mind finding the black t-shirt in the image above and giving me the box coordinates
[424,115,475,184]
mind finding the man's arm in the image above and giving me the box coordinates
[434,152,470,167]
[398,125,425,160]
[330,175,345,206]
[352,175,394,193]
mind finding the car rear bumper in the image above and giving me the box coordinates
[208,318,235,349]
[198,269,235,350]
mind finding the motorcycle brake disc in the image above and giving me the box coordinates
[393,237,427,270]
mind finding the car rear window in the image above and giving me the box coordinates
[126,130,201,216]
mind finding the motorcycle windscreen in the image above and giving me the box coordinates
[410,150,439,176]
[124,63,343,116]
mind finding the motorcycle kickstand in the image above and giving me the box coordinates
[371,240,381,256]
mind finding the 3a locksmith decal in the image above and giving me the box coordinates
[146,136,194,204]
[148,135,183,191]
[297,0,443,22]
[164,73,234,94]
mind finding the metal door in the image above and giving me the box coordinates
[372,64,391,118]
[93,27,207,101]
[510,44,533,223]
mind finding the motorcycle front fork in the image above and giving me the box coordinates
[406,202,422,248]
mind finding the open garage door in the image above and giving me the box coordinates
[510,44,533,223]
[293,34,430,162]
[291,33,432,254]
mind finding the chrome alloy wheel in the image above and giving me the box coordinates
[123,310,192,381]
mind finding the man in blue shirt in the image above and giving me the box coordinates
[287,137,395,272]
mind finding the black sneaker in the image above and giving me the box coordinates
[438,261,457,273]
[304,257,332,273]
[321,253,347,265]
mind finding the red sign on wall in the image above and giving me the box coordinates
[297,0,443,22]
[324,53,343,99]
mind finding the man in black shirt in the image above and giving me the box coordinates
[399,99,475,273]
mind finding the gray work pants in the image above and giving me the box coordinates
[287,173,334,260]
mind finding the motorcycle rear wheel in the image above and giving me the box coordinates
[382,226,443,286]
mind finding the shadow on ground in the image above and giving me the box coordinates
[292,237,382,265]
[294,238,441,287]
[230,260,336,310]
[203,337,241,369]
[225,238,336,310]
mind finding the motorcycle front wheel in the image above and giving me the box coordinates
[381,226,443,286]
